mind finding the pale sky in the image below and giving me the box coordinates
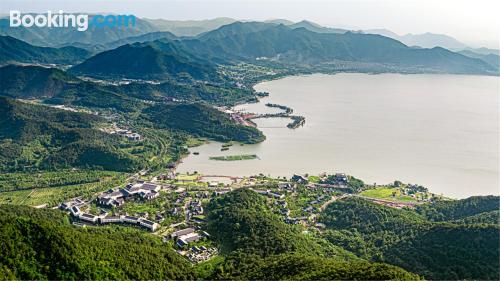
[1,0,499,48]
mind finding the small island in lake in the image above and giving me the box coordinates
[209,154,259,161]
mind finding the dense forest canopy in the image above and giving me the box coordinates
[1,203,421,280]
[0,205,194,280]
[0,97,143,172]
[144,103,265,144]
[319,196,500,280]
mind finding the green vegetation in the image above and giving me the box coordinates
[176,173,200,181]
[0,65,144,112]
[0,64,258,111]
[1,202,421,280]
[144,103,265,144]
[0,97,143,172]
[209,154,258,161]
[1,23,499,281]
[307,175,321,183]
[320,196,500,280]
[70,40,221,82]
[200,189,421,279]
[0,205,194,280]
[205,189,353,258]
[0,172,126,207]
[0,35,90,64]
[206,189,311,256]
[209,253,421,281]
[323,174,365,193]
[458,210,500,224]
[0,170,119,192]
[415,195,499,221]
[191,22,495,74]
[118,192,181,226]
[360,187,419,202]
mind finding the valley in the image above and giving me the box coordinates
[0,15,499,281]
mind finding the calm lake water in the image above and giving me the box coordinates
[177,73,500,198]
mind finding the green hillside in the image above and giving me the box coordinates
[0,36,90,64]
[0,65,142,112]
[320,197,500,280]
[415,195,500,221]
[199,189,421,280]
[205,189,349,257]
[144,103,265,144]
[0,205,194,280]
[1,203,422,281]
[211,253,422,281]
[458,49,500,70]
[70,41,220,81]
[190,22,495,74]
[0,64,256,107]
[0,97,142,172]
[69,21,497,79]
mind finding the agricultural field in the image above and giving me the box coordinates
[176,173,201,181]
[0,171,126,207]
[0,170,120,192]
[360,187,422,202]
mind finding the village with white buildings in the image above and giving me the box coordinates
[56,168,433,264]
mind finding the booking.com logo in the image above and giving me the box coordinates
[9,11,136,31]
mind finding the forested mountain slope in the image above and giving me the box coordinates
[0,97,142,172]
[0,36,90,64]
[320,196,500,280]
[0,205,194,280]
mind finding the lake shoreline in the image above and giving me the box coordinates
[177,73,499,198]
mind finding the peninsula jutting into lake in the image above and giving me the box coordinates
[178,73,499,199]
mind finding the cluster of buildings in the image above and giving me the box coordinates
[188,200,204,216]
[228,111,256,127]
[66,205,160,231]
[183,246,218,263]
[292,174,309,184]
[97,182,162,207]
[170,227,209,247]
[277,182,295,190]
[276,200,291,217]
[213,188,232,196]
[251,188,285,199]
[60,197,87,210]
[292,173,349,186]
[157,171,176,181]
[104,123,142,141]
[285,216,309,224]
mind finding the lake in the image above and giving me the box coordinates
[177,73,500,198]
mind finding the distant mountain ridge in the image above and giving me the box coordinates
[144,17,237,36]
[457,50,499,70]
[186,22,495,74]
[364,29,469,50]
[67,22,496,78]
[69,40,220,81]
[0,36,90,65]
[0,16,158,47]
[289,20,348,34]
[2,18,498,76]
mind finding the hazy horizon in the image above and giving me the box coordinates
[1,0,499,49]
